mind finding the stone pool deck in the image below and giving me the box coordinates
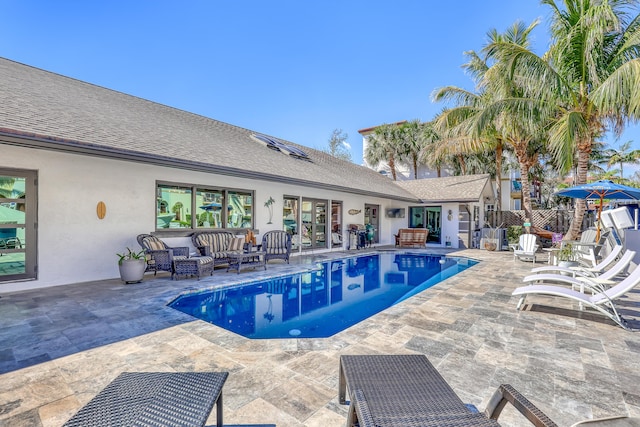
[1,248,640,426]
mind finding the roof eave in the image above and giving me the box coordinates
[0,131,419,203]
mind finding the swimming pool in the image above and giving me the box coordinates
[169,252,478,339]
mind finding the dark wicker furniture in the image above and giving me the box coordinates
[191,230,242,268]
[226,251,266,274]
[338,354,557,427]
[63,371,229,427]
[261,230,292,263]
[137,234,190,275]
[173,256,214,280]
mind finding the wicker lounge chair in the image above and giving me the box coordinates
[339,354,557,427]
[513,261,640,330]
[137,234,190,275]
[262,230,292,263]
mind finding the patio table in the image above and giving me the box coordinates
[227,250,266,274]
[339,354,501,427]
[63,371,228,427]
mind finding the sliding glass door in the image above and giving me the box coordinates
[0,168,37,282]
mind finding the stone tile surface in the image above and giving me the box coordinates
[1,248,640,426]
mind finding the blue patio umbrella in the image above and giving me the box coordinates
[556,180,640,240]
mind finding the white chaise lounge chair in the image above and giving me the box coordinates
[513,234,539,263]
[522,250,635,291]
[513,261,640,330]
[530,245,624,277]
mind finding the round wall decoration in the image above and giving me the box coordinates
[96,201,107,219]
[348,209,361,215]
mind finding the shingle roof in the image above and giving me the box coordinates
[0,58,418,202]
[396,174,492,203]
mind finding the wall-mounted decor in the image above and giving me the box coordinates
[385,208,405,218]
[264,196,275,224]
[348,209,361,215]
[96,201,106,219]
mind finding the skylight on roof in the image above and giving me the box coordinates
[251,134,311,161]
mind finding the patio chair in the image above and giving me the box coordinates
[262,230,292,264]
[522,250,635,292]
[513,234,539,263]
[513,260,640,330]
[137,234,190,275]
[530,245,623,277]
[339,354,558,427]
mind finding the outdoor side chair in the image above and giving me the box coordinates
[513,234,539,263]
[262,230,292,264]
[137,234,190,275]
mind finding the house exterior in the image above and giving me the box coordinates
[0,58,494,293]
[395,174,495,248]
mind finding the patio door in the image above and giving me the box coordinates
[0,168,37,282]
[364,204,379,243]
[301,198,327,249]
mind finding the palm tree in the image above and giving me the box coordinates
[604,141,640,182]
[397,119,426,179]
[364,123,402,181]
[491,0,640,240]
[418,120,446,177]
[434,20,544,224]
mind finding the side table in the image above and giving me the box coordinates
[173,256,214,280]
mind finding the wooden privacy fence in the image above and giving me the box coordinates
[486,210,576,233]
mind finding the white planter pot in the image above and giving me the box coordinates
[118,259,146,284]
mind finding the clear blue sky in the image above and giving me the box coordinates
[2,1,639,169]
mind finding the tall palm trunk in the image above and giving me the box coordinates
[495,141,503,225]
[388,154,397,181]
[519,162,533,225]
[412,153,418,179]
[457,155,466,175]
[565,147,591,240]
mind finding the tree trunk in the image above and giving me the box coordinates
[519,161,533,226]
[457,155,466,175]
[388,154,397,181]
[565,148,591,241]
[413,154,418,179]
[495,141,503,225]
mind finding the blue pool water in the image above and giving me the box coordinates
[169,252,478,339]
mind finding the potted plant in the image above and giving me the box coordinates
[557,243,579,269]
[483,223,503,251]
[117,247,146,284]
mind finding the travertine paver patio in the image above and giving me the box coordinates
[1,248,640,427]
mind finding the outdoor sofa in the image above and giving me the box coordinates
[395,228,428,248]
[191,230,246,269]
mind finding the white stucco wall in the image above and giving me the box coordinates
[1,144,422,292]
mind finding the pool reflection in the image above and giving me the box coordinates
[169,253,477,339]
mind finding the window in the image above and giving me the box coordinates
[156,182,253,230]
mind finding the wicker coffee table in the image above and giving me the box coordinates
[63,371,228,427]
[226,251,266,274]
